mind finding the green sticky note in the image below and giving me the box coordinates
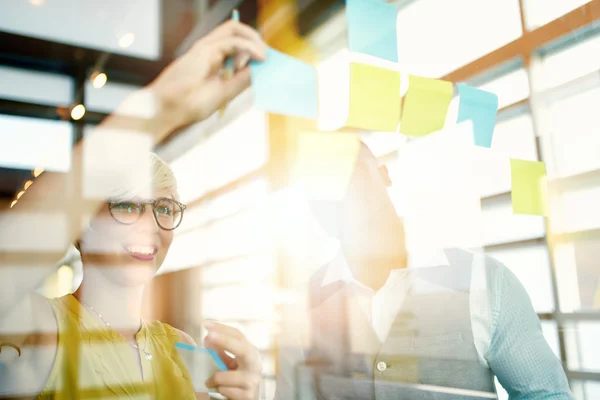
[510,159,548,216]
[401,75,453,136]
[346,63,401,132]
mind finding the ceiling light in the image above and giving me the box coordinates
[29,0,45,6]
[119,33,135,49]
[70,104,86,120]
[10,200,17,208]
[24,180,33,190]
[91,71,107,89]
[33,167,44,177]
[16,191,25,200]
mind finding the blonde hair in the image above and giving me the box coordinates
[107,153,180,201]
[149,152,179,200]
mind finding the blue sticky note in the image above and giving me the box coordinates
[175,342,229,371]
[346,0,398,62]
[250,48,318,119]
[457,83,499,148]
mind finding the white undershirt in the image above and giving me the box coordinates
[320,249,493,366]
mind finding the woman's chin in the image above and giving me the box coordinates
[118,267,156,286]
[99,262,158,287]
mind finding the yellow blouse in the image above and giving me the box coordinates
[38,294,196,399]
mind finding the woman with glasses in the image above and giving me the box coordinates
[0,20,266,400]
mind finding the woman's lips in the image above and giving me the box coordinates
[130,253,156,261]
[124,245,158,261]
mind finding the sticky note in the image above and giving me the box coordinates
[346,0,398,62]
[291,132,361,201]
[346,63,401,132]
[401,75,453,137]
[250,48,318,119]
[457,84,499,148]
[510,159,548,216]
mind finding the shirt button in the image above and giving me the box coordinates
[376,361,387,372]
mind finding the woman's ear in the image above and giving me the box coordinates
[378,164,392,187]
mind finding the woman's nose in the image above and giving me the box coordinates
[137,207,159,232]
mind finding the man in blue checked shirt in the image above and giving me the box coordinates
[274,142,573,399]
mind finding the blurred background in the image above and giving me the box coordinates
[1,0,600,399]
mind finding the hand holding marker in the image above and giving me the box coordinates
[219,8,240,118]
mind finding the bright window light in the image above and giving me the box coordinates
[171,109,268,204]
[486,243,554,313]
[0,65,73,106]
[84,81,140,114]
[0,0,161,59]
[478,68,530,109]
[536,33,600,91]
[0,115,72,172]
[481,197,545,245]
[524,0,592,30]
[548,86,600,177]
[396,0,522,77]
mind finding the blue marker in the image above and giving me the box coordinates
[219,8,240,118]
[175,342,229,371]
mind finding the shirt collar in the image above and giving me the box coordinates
[319,248,450,289]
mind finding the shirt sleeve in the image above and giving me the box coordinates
[485,259,573,399]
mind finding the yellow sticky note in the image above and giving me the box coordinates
[291,132,361,201]
[510,159,548,216]
[401,75,453,136]
[346,63,401,132]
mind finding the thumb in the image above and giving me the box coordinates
[222,67,252,103]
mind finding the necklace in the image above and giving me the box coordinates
[79,299,153,361]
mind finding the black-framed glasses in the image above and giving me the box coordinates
[108,198,187,231]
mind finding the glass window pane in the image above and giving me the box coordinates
[481,197,545,245]
[486,243,555,313]
[547,87,600,178]
[162,207,273,272]
[0,114,72,172]
[478,68,530,109]
[494,377,509,400]
[396,0,522,77]
[554,237,600,312]
[261,354,276,376]
[585,381,600,399]
[569,380,600,400]
[536,32,600,91]
[261,378,276,400]
[202,254,276,286]
[0,65,73,106]
[552,186,600,234]
[171,109,268,204]
[0,0,161,59]
[201,285,276,321]
[564,321,600,373]
[240,322,275,351]
[524,0,592,30]
[84,81,141,114]
[178,180,269,232]
[473,114,538,197]
[541,321,562,359]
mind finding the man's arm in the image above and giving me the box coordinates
[485,260,573,399]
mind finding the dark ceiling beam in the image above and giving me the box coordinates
[0,0,195,86]
[0,98,108,124]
